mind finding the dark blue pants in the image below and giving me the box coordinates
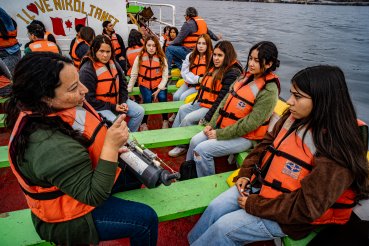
[91,167,158,245]
[139,85,168,123]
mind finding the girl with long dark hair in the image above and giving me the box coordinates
[188,65,369,245]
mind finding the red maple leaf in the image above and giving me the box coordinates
[65,19,73,30]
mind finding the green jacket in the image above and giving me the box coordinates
[209,82,279,144]
[19,129,118,245]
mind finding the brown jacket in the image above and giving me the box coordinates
[235,113,354,239]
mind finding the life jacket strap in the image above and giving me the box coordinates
[230,89,254,107]
[266,145,313,171]
[20,186,64,200]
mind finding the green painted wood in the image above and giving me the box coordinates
[130,125,204,149]
[128,85,178,96]
[0,113,5,128]
[0,97,7,103]
[281,229,322,246]
[0,209,52,246]
[114,171,233,222]
[0,146,8,168]
[126,5,144,14]
[235,151,250,167]
[141,101,184,115]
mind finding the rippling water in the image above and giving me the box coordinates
[146,0,369,123]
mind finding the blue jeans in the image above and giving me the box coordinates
[173,84,198,101]
[188,186,286,245]
[97,99,144,132]
[165,46,191,71]
[140,86,168,123]
[92,166,158,245]
[172,102,209,128]
[186,131,253,177]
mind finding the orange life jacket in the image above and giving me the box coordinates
[8,102,120,223]
[105,33,122,56]
[93,59,120,104]
[126,45,142,76]
[0,29,18,49]
[138,53,163,90]
[215,72,280,140]
[187,54,207,89]
[252,115,360,225]
[196,67,222,108]
[70,38,89,68]
[29,40,59,54]
[183,16,208,49]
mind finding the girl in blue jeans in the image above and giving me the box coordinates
[186,41,280,177]
[128,35,169,130]
[188,65,369,245]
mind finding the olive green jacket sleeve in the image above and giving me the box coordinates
[21,129,118,207]
[209,82,279,140]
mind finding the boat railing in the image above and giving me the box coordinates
[128,1,176,36]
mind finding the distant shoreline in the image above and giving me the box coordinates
[214,1,369,6]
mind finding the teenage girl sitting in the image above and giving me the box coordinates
[169,34,213,122]
[184,41,280,178]
[169,40,243,157]
[188,65,369,245]
[79,35,144,132]
[128,35,169,130]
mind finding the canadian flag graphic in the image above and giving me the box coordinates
[50,17,87,36]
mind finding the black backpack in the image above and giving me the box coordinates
[179,160,198,181]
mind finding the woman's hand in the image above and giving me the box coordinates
[203,125,213,134]
[101,114,129,162]
[236,177,250,196]
[152,88,161,101]
[205,129,217,139]
[116,104,128,113]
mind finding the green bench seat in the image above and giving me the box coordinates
[130,125,203,149]
[141,101,184,115]
[0,171,233,246]
[0,113,4,128]
[128,85,178,96]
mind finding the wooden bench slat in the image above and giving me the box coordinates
[128,85,178,96]
[114,171,232,222]
[130,125,203,149]
[0,146,8,168]
[141,101,184,115]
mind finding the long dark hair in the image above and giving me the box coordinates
[206,40,238,90]
[244,41,280,84]
[291,65,369,198]
[189,34,213,71]
[4,53,88,165]
[127,29,143,48]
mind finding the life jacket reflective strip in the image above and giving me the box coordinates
[183,17,208,49]
[215,72,280,140]
[8,102,120,223]
[187,55,207,89]
[197,67,222,108]
[126,45,142,76]
[0,29,18,48]
[138,53,162,90]
[71,38,89,68]
[29,40,59,54]
[252,115,359,225]
[93,59,120,104]
[105,33,122,56]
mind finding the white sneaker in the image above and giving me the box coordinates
[140,123,148,131]
[168,113,176,122]
[168,147,187,157]
[162,120,169,129]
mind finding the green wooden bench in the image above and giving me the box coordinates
[0,113,4,128]
[141,101,184,115]
[0,171,233,246]
[0,125,204,168]
[128,85,178,96]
